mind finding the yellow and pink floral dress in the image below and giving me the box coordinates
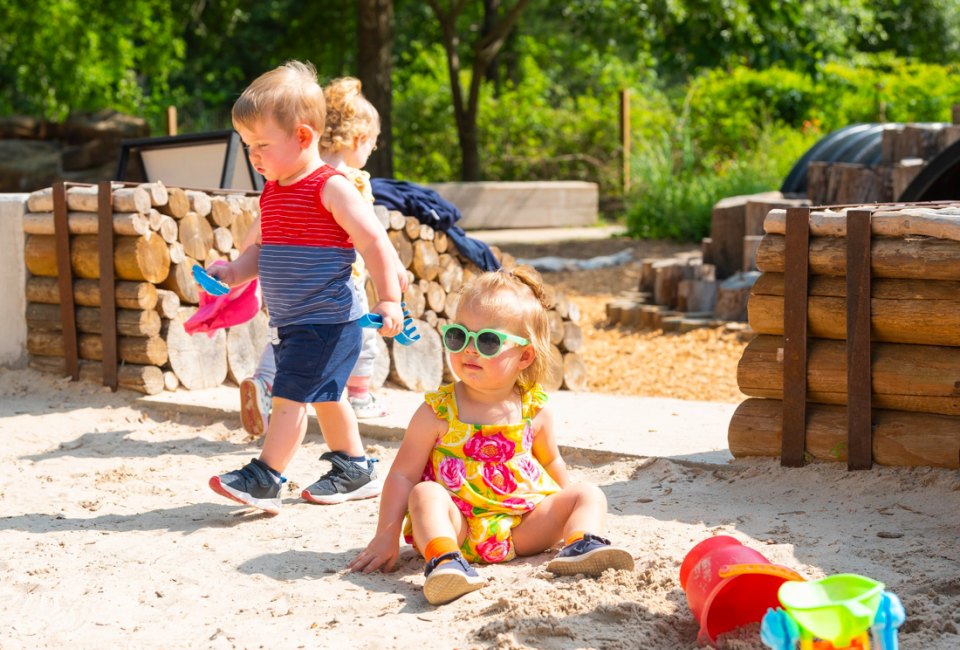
[403,383,561,564]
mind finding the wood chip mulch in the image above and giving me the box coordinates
[499,237,748,403]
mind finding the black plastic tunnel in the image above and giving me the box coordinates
[898,137,960,201]
[780,123,890,195]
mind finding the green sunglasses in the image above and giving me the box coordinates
[440,323,530,358]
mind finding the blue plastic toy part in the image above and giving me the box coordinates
[191,264,230,296]
[358,311,421,346]
[871,591,905,650]
[760,608,801,650]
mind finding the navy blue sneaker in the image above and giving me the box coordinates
[300,451,382,505]
[423,552,486,605]
[546,533,634,576]
[209,458,284,515]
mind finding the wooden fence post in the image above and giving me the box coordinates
[846,209,874,469]
[781,207,811,467]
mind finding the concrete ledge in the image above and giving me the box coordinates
[426,181,598,230]
[137,384,735,465]
[0,194,27,367]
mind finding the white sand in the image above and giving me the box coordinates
[1,367,958,649]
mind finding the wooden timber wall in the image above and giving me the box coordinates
[729,202,960,468]
[23,181,586,395]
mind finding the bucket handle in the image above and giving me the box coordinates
[719,563,805,582]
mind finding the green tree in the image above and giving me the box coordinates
[426,0,530,180]
[0,0,185,126]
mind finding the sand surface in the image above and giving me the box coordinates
[2,367,959,649]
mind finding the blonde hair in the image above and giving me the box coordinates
[455,265,553,392]
[319,77,380,153]
[232,60,326,134]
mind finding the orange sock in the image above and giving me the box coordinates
[424,537,460,565]
[565,531,586,547]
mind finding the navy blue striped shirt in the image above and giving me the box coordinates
[258,165,362,326]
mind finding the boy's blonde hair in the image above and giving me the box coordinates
[232,60,326,134]
[319,77,380,152]
[455,265,553,392]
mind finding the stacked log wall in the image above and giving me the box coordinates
[24,182,586,394]
[729,203,960,467]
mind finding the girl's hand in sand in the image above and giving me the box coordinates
[349,534,399,574]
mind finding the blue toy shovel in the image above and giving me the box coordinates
[192,264,230,296]
[359,306,421,346]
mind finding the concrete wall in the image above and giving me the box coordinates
[0,194,27,367]
[425,181,598,230]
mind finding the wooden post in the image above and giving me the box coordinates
[52,182,79,380]
[781,207,811,467]
[620,89,630,194]
[166,106,178,136]
[97,181,118,391]
[846,209,873,469]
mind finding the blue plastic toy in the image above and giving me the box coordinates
[760,576,905,650]
[358,304,421,346]
[191,264,230,296]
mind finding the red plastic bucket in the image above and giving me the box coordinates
[679,536,803,644]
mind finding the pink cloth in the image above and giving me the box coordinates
[184,261,262,338]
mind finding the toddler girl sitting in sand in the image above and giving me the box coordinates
[349,266,634,605]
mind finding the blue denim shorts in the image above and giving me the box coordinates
[271,322,361,403]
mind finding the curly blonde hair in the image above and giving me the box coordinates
[319,77,380,153]
[455,265,553,392]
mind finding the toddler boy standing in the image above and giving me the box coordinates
[207,60,404,514]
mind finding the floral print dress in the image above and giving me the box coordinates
[403,383,561,563]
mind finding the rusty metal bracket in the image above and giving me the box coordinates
[781,207,811,467]
[846,209,874,469]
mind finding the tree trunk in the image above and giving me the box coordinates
[29,355,164,395]
[562,352,587,391]
[225,310,270,385]
[160,258,201,305]
[755,233,960,280]
[388,319,442,391]
[738,335,960,416]
[23,211,149,236]
[25,277,158,311]
[762,207,960,241]
[25,233,171,283]
[27,303,161,338]
[428,0,529,181]
[27,330,168,366]
[165,307,228,390]
[749,274,960,346]
[728,398,960,468]
[357,0,394,178]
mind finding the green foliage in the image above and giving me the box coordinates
[6,0,960,244]
[391,35,657,200]
[169,1,357,133]
[625,120,814,240]
[391,44,457,181]
[0,0,185,125]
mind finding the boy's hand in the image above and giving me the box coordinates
[204,262,236,286]
[348,534,400,574]
[397,267,410,293]
[372,300,404,337]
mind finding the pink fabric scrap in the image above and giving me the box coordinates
[184,261,262,338]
